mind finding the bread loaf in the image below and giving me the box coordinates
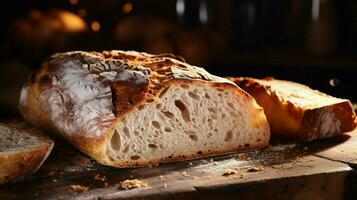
[229,77,357,142]
[19,51,270,168]
[0,123,53,183]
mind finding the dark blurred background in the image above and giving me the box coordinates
[1,0,357,118]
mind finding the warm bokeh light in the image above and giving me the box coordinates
[55,10,87,33]
[123,2,133,13]
[69,0,79,5]
[91,21,101,32]
[78,9,87,18]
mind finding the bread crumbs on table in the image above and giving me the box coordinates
[159,175,164,180]
[120,179,148,190]
[78,156,92,166]
[163,183,168,188]
[94,174,107,182]
[69,184,90,193]
[247,166,264,172]
[223,169,238,176]
[237,153,247,160]
[181,171,189,177]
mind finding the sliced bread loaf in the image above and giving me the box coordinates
[19,51,270,168]
[229,77,357,142]
[0,123,54,183]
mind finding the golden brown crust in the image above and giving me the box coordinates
[229,77,357,142]
[298,101,356,141]
[0,124,54,184]
[0,144,53,184]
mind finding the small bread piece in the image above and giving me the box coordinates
[0,123,54,184]
[19,51,270,168]
[229,77,357,142]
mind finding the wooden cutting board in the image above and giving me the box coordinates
[1,129,357,200]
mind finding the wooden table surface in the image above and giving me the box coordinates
[1,129,357,200]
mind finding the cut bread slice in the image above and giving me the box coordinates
[106,80,270,166]
[229,77,357,142]
[19,50,270,168]
[0,123,54,183]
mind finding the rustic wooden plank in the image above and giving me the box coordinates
[307,129,357,168]
[99,155,353,200]
[0,139,355,200]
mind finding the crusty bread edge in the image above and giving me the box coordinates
[0,124,54,184]
[228,77,305,140]
[229,77,357,142]
[298,101,357,142]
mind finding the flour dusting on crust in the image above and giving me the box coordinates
[35,51,234,138]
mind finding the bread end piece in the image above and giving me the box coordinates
[0,123,54,184]
[229,77,357,142]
